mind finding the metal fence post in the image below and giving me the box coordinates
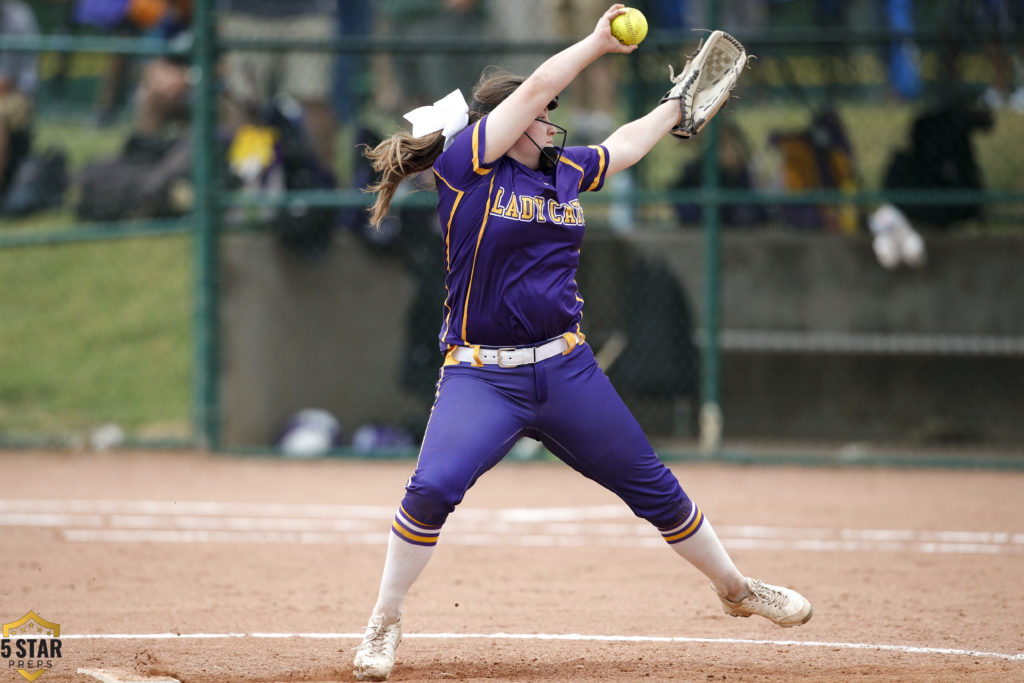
[191,0,221,449]
[699,0,723,455]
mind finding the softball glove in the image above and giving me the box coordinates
[661,30,748,139]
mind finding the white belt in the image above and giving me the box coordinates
[449,333,583,368]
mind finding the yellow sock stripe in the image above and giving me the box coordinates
[661,507,703,543]
[391,520,439,545]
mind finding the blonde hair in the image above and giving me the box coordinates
[362,69,527,228]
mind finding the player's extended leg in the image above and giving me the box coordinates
[534,345,812,627]
[354,365,533,681]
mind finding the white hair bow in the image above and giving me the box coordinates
[403,89,470,151]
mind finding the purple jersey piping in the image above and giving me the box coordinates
[461,174,497,342]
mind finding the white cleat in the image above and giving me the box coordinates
[716,577,813,627]
[353,615,402,681]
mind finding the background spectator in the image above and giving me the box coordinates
[879,0,922,101]
[333,0,373,128]
[71,0,192,127]
[134,0,193,135]
[553,0,618,141]
[218,0,338,172]
[939,0,1024,110]
[486,0,556,80]
[374,0,488,114]
[0,0,39,201]
[673,120,768,229]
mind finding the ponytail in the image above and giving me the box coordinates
[362,131,445,228]
[362,69,528,228]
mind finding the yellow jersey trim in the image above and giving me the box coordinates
[586,145,607,192]
[472,120,491,176]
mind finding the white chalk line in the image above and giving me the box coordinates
[2,499,1023,554]
[58,631,1024,662]
[51,528,1024,555]
[0,499,626,521]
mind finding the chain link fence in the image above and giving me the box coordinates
[0,0,195,449]
[1,0,1022,465]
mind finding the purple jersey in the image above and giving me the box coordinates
[432,115,610,350]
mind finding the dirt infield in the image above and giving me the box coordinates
[1,450,1022,682]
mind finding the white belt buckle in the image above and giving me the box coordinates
[496,347,519,368]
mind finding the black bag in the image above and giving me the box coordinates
[1,147,69,217]
[883,97,994,228]
[75,133,192,221]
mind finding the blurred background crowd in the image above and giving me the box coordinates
[0,0,1019,234]
[1,1,1022,460]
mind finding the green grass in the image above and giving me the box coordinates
[0,120,193,443]
[0,120,188,445]
[0,234,192,442]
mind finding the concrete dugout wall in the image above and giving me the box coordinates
[219,230,1024,449]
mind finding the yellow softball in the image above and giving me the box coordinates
[610,7,648,46]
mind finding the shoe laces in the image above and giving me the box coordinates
[747,580,789,609]
[354,615,391,654]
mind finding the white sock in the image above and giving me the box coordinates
[371,530,436,624]
[667,516,746,597]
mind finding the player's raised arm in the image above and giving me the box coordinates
[481,3,636,164]
[602,100,681,177]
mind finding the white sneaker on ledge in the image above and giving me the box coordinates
[353,614,402,681]
[716,577,813,627]
[869,203,927,269]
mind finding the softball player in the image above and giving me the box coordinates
[354,6,812,680]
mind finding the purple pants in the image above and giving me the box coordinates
[395,343,695,539]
